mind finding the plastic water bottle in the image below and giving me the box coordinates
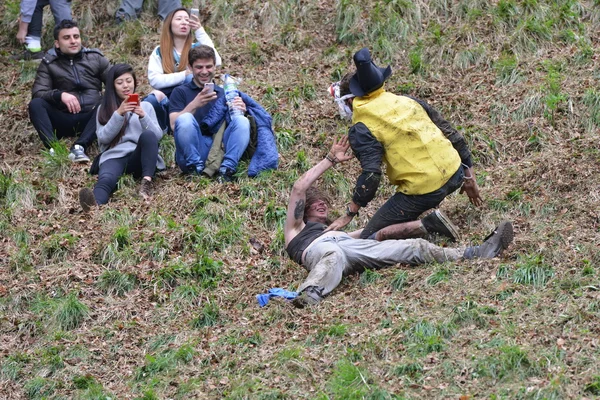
[223,74,243,117]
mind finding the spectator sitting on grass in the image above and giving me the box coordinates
[146,7,222,132]
[169,45,278,182]
[284,136,513,308]
[78,64,164,212]
[28,19,110,163]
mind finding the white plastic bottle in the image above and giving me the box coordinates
[223,74,243,117]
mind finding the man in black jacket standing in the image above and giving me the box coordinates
[28,19,110,162]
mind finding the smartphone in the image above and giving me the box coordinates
[190,8,199,18]
[127,93,139,105]
[204,82,214,93]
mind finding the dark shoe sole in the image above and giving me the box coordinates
[79,188,96,212]
[482,221,514,258]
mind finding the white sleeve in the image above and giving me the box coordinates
[147,46,188,90]
[140,102,164,140]
[194,27,222,67]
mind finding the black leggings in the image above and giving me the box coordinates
[93,130,158,205]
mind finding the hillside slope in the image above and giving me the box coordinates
[1,0,599,398]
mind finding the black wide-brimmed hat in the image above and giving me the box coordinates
[349,48,392,97]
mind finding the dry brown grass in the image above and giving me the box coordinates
[1,0,599,398]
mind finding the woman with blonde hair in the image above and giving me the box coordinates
[146,7,221,131]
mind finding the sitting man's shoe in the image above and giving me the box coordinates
[11,49,43,61]
[291,286,323,309]
[139,179,152,200]
[464,221,514,259]
[79,188,97,212]
[68,145,90,163]
[215,167,235,183]
[421,209,461,241]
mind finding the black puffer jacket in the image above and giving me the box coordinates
[31,47,110,113]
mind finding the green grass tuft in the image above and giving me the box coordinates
[53,293,89,331]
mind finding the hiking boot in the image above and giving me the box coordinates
[215,167,235,183]
[79,188,96,212]
[291,286,323,309]
[421,209,461,241]
[68,145,90,163]
[11,49,43,61]
[139,179,152,200]
[464,221,514,259]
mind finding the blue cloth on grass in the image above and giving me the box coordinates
[256,288,298,307]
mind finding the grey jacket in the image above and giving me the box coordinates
[97,101,165,169]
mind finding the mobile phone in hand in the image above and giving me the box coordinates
[204,82,214,93]
[191,8,199,18]
[127,93,139,105]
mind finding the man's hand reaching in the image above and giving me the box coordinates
[460,167,483,207]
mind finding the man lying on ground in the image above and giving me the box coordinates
[284,136,513,308]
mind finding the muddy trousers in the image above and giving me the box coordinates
[298,234,464,295]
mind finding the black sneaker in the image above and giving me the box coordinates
[464,221,514,259]
[215,168,235,183]
[11,49,43,61]
[421,210,461,241]
[79,188,96,212]
[291,286,323,309]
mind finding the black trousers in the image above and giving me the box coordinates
[93,130,159,205]
[28,97,97,149]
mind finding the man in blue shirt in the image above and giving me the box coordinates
[169,45,250,182]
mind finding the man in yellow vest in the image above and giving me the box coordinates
[327,48,483,241]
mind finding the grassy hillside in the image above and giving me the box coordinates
[1,0,599,398]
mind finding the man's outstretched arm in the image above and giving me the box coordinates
[284,136,353,246]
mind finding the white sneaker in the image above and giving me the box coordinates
[68,145,90,163]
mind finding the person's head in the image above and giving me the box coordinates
[160,8,193,74]
[349,47,392,97]
[98,64,137,125]
[53,19,81,56]
[329,72,355,120]
[188,45,216,85]
[304,187,332,224]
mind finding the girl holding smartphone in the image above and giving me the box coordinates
[79,64,164,211]
[146,7,222,132]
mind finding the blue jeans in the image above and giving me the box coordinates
[174,113,251,174]
[360,166,465,239]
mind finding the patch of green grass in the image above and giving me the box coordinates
[335,0,362,44]
[316,323,348,342]
[451,300,493,328]
[359,269,382,286]
[159,135,176,168]
[426,266,451,286]
[171,283,201,306]
[585,375,600,395]
[495,53,521,85]
[134,344,195,383]
[326,359,371,399]
[24,377,58,399]
[189,300,220,328]
[42,141,71,179]
[475,345,540,381]
[512,254,554,287]
[402,320,454,355]
[53,293,89,331]
[1,352,30,381]
[41,232,78,262]
[390,270,408,291]
[408,46,426,75]
[97,270,137,296]
[392,361,423,379]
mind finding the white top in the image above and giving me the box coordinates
[147,27,222,91]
